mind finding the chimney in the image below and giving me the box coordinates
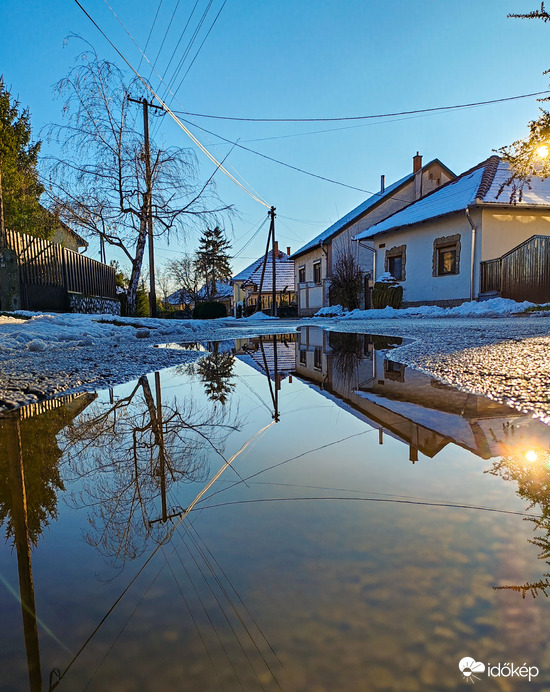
[380,175,385,193]
[273,240,279,257]
[286,246,291,256]
[413,151,422,173]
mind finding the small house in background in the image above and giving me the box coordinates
[353,155,550,307]
[231,243,296,316]
[167,280,233,315]
[291,154,455,316]
[51,220,88,253]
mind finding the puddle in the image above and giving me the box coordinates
[2,328,550,691]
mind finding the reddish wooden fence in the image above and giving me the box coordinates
[480,234,550,304]
[5,229,116,311]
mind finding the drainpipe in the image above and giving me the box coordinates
[356,238,377,283]
[465,208,476,301]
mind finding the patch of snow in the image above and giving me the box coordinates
[313,298,535,320]
[244,312,278,320]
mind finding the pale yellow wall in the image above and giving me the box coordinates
[480,208,550,260]
[51,227,80,252]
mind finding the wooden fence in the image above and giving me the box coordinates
[5,228,117,312]
[480,234,550,304]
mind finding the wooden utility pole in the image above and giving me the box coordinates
[127,96,164,318]
[269,206,277,317]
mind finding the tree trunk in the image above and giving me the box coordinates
[127,208,148,316]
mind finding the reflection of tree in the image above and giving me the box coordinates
[196,342,236,405]
[61,374,239,567]
[487,448,550,597]
[328,332,364,383]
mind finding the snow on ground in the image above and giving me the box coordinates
[313,297,543,319]
[1,306,550,423]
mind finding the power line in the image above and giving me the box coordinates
[177,89,550,123]
[73,0,271,209]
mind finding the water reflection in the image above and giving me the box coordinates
[295,326,550,462]
[61,372,240,564]
[3,331,550,690]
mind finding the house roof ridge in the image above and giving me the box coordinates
[475,155,501,200]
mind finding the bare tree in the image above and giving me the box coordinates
[329,250,364,311]
[45,44,231,315]
[167,253,202,306]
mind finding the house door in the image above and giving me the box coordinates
[364,273,372,309]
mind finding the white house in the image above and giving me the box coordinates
[354,155,550,307]
[291,154,455,316]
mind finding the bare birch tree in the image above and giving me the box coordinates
[45,45,231,315]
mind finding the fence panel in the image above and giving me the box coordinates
[5,229,117,311]
[480,258,501,294]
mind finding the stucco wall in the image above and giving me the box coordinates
[373,213,473,305]
[293,161,453,315]
[481,208,550,260]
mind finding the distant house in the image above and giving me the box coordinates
[292,154,455,316]
[167,280,233,313]
[51,221,88,253]
[231,243,296,315]
[354,155,550,307]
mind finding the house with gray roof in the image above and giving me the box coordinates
[353,155,550,306]
[291,154,455,316]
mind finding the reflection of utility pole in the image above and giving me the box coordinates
[146,373,184,526]
[5,414,43,692]
[127,96,164,318]
[258,336,280,422]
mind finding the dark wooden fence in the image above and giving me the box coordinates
[480,234,550,303]
[5,229,116,311]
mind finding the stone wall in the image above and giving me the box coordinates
[68,292,121,315]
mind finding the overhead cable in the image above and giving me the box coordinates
[74,0,271,208]
[177,90,550,122]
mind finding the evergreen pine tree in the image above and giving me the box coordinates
[194,227,232,300]
[0,80,53,237]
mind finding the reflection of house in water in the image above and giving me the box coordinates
[235,333,297,382]
[295,326,550,461]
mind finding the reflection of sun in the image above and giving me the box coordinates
[526,450,539,463]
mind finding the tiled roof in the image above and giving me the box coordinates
[355,156,550,240]
[291,172,413,258]
[233,249,294,292]
[197,280,233,299]
[244,254,294,293]
[354,157,496,239]
[292,158,455,259]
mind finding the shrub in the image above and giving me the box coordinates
[371,281,403,309]
[193,301,227,319]
[329,252,363,310]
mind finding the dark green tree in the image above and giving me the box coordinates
[196,343,236,404]
[0,80,53,238]
[194,227,232,300]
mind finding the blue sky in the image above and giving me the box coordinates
[2,0,550,275]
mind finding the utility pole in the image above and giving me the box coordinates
[269,206,277,317]
[127,96,164,318]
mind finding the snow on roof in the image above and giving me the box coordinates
[292,171,414,258]
[355,156,550,239]
[233,249,293,292]
[244,254,294,293]
[483,159,550,205]
[197,281,233,299]
[167,288,194,305]
[354,164,487,239]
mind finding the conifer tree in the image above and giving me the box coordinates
[0,80,53,237]
[194,227,232,300]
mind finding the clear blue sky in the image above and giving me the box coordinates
[2,0,550,275]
